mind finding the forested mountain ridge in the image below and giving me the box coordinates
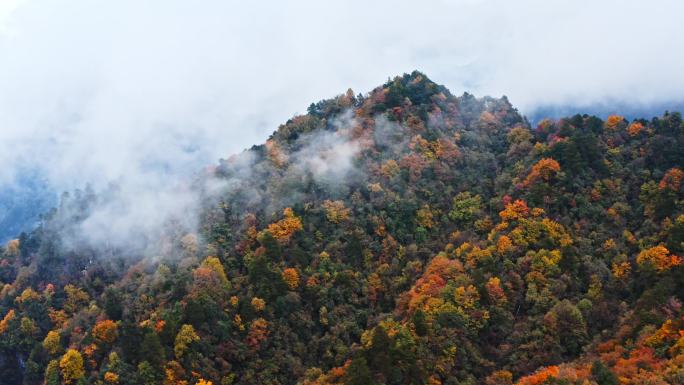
[1,71,683,385]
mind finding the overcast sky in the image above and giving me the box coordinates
[0,0,683,199]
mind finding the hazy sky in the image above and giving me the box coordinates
[0,0,683,244]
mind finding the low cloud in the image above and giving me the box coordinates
[0,0,682,248]
[215,110,364,217]
[291,111,363,186]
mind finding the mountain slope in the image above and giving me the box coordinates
[0,71,683,385]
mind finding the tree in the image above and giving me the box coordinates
[449,192,482,224]
[45,359,60,385]
[399,153,429,181]
[667,215,684,253]
[43,330,61,355]
[499,199,529,221]
[605,115,624,130]
[247,253,286,299]
[591,360,618,385]
[344,356,374,385]
[659,168,684,191]
[102,286,123,321]
[486,277,507,304]
[412,309,428,336]
[199,256,229,287]
[266,207,303,243]
[164,360,188,385]
[92,319,119,344]
[180,233,199,258]
[64,284,90,314]
[4,238,20,257]
[627,122,645,136]
[544,300,587,357]
[380,159,400,178]
[404,255,464,314]
[485,370,513,385]
[137,361,161,385]
[497,235,513,254]
[345,231,365,266]
[637,245,682,272]
[104,371,120,384]
[367,326,392,376]
[16,287,40,306]
[0,309,16,335]
[140,331,165,367]
[59,349,85,385]
[174,324,200,359]
[416,204,435,229]
[524,158,561,186]
[251,297,266,311]
[247,318,269,348]
[282,268,300,290]
[322,200,351,223]
[515,366,560,385]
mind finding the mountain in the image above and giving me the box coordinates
[0,169,56,244]
[0,71,683,385]
[526,101,684,125]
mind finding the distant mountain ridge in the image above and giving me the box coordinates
[527,101,684,125]
[0,168,55,243]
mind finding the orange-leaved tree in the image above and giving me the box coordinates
[636,245,682,272]
[282,268,300,290]
[92,319,119,344]
[524,158,561,186]
[266,208,303,243]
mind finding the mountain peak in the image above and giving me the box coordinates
[271,71,523,145]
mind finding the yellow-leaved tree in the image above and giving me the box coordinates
[59,349,85,385]
[42,330,61,355]
[174,324,200,359]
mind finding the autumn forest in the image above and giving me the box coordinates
[1,72,683,385]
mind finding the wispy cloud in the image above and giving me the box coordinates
[0,0,682,246]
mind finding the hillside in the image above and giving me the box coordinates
[1,71,683,385]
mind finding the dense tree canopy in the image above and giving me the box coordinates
[0,71,683,385]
